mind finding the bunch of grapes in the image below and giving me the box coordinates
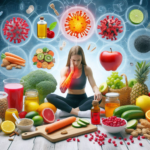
[106,72,125,89]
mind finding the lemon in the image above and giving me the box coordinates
[136,95,150,112]
[1,121,15,134]
[26,102,40,112]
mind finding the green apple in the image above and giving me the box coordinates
[128,79,137,88]
[99,82,109,95]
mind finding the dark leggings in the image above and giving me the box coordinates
[46,93,101,113]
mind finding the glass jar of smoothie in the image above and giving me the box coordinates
[105,93,120,117]
[24,89,39,112]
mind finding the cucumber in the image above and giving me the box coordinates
[121,110,145,121]
[79,118,90,125]
[113,105,142,117]
[72,122,82,128]
[77,121,87,127]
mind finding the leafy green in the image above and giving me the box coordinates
[49,22,57,31]
[33,62,37,65]
[43,47,48,52]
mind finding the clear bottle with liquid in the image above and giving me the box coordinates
[37,16,47,39]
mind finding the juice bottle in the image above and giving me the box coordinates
[91,100,100,125]
[37,16,47,38]
[105,93,120,117]
[3,78,24,113]
[24,89,39,112]
[5,108,19,124]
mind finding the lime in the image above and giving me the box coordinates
[129,9,144,24]
[127,119,138,129]
[32,115,43,126]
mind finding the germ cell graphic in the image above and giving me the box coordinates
[3,17,30,43]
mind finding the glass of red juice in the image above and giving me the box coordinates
[3,78,24,113]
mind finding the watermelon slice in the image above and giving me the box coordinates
[41,108,55,123]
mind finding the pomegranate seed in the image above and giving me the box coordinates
[104,134,107,138]
[102,141,105,144]
[124,138,127,141]
[119,137,122,140]
[96,134,99,137]
[98,130,100,133]
[109,138,112,141]
[114,136,117,139]
[90,133,93,136]
[137,136,140,140]
[77,139,80,142]
[131,140,134,143]
[127,142,130,145]
[120,141,123,145]
[112,141,116,144]
[84,134,88,137]
[57,119,60,121]
[102,133,105,136]
[141,136,145,139]
[139,143,142,146]
[114,144,117,147]
[129,135,133,139]
[73,138,76,141]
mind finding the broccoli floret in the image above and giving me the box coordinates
[23,81,34,95]
[36,81,56,104]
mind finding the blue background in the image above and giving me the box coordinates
[0,0,150,97]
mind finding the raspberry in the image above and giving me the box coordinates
[131,140,134,143]
[114,136,117,139]
[124,138,127,141]
[84,134,88,137]
[141,136,145,139]
[120,141,123,145]
[139,143,142,146]
[73,138,76,141]
[114,144,117,147]
[77,139,80,142]
[127,142,130,145]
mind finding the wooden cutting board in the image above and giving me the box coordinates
[22,118,97,143]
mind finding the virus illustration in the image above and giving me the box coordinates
[3,17,30,43]
[97,15,123,41]
[64,10,91,38]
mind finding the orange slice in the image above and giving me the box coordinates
[1,121,15,134]
[146,110,150,122]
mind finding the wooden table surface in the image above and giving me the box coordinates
[1,112,150,150]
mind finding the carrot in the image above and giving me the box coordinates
[32,56,37,62]
[45,117,76,134]
[48,51,54,57]
[37,62,42,68]
[5,56,25,64]
[5,52,25,61]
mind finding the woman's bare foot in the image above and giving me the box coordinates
[70,108,79,116]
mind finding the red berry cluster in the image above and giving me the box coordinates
[102,116,126,127]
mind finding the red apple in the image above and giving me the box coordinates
[100,48,122,71]
[47,28,55,38]
[148,92,150,97]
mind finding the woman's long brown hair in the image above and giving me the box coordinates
[66,45,87,66]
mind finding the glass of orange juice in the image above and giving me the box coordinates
[5,108,19,124]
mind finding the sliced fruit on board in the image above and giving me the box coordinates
[127,119,138,129]
[113,105,142,117]
[1,121,15,134]
[72,122,82,128]
[79,118,90,125]
[146,110,150,122]
[77,120,87,127]
[41,108,55,124]
[129,9,144,24]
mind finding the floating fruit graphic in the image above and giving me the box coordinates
[40,108,55,123]
[37,102,57,114]
[1,121,15,134]
[136,95,150,113]
[97,15,123,41]
[129,9,144,24]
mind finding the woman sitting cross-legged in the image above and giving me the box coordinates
[46,45,104,117]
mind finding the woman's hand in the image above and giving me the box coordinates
[70,59,74,72]
[94,89,102,101]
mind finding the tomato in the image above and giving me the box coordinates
[19,111,27,118]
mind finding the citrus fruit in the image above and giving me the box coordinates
[126,119,138,129]
[37,102,57,114]
[25,111,39,119]
[26,102,40,113]
[146,110,150,122]
[129,9,144,24]
[40,108,55,124]
[136,95,150,112]
[32,115,43,126]
[1,121,15,134]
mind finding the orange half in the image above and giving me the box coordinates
[146,110,150,122]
